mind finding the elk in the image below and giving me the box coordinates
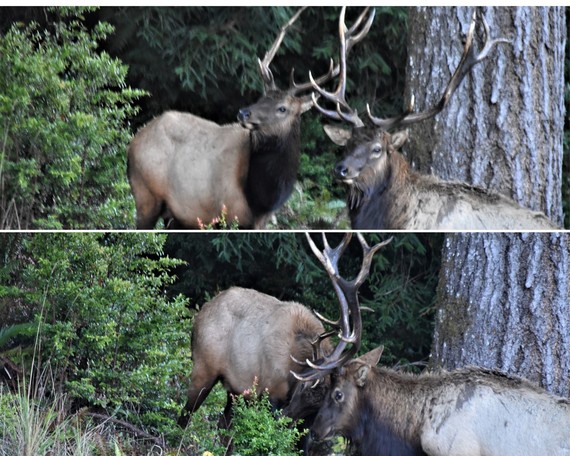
[293,241,570,455]
[127,7,374,229]
[305,345,570,456]
[177,287,330,427]
[311,9,559,230]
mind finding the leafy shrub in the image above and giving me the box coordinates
[0,233,191,438]
[0,7,146,229]
[179,383,229,455]
[228,383,305,456]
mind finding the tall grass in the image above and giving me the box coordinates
[0,373,106,455]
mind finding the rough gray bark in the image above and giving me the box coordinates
[405,7,565,225]
[432,233,570,398]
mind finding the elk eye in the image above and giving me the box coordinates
[370,145,382,158]
[333,389,344,403]
[277,106,287,113]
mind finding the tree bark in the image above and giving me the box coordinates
[405,7,565,224]
[432,233,570,398]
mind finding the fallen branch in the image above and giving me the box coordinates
[83,411,165,448]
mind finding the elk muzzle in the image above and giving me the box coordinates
[237,108,257,130]
[310,406,337,442]
[334,159,360,183]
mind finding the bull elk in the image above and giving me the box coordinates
[178,287,333,454]
[177,286,333,431]
[292,243,570,455]
[312,9,559,230]
[127,7,374,229]
[305,345,570,456]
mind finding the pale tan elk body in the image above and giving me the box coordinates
[312,9,558,230]
[311,347,570,456]
[178,286,332,426]
[128,113,253,228]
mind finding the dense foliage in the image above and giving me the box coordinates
[0,233,190,438]
[97,6,407,126]
[0,7,145,229]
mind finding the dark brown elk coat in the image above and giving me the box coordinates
[314,10,559,230]
[179,286,332,426]
[312,347,570,456]
[325,127,560,230]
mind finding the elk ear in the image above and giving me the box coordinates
[354,346,384,388]
[391,130,409,151]
[300,94,314,114]
[323,124,352,146]
[355,364,370,387]
[359,346,384,367]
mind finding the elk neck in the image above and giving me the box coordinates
[350,404,427,456]
[246,121,301,215]
[348,151,414,229]
[351,367,428,454]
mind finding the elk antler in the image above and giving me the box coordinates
[292,233,391,382]
[367,9,511,130]
[258,7,306,92]
[258,7,336,95]
[310,7,376,128]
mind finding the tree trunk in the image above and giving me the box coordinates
[432,233,570,398]
[405,7,565,224]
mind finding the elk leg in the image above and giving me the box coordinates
[219,391,234,429]
[135,196,163,229]
[129,174,163,229]
[178,377,218,427]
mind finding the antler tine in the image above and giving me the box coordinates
[258,7,308,93]
[310,6,374,128]
[289,58,335,94]
[353,233,393,288]
[368,9,510,130]
[294,233,390,383]
[305,232,352,278]
[472,10,511,62]
[313,308,340,327]
[344,6,376,56]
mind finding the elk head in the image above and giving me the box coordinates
[310,346,385,441]
[237,7,375,136]
[313,9,510,188]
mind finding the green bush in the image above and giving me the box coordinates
[0,233,191,438]
[0,7,146,229]
[178,381,305,456]
[228,383,305,456]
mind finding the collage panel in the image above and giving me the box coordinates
[0,5,568,456]
[2,232,570,455]
[0,6,564,231]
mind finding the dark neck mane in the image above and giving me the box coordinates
[350,369,427,456]
[348,152,415,230]
[350,401,426,456]
[245,122,301,216]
